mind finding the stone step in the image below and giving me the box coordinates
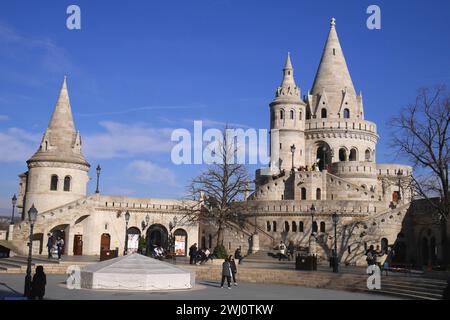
[0,261,23,269]
[363,289,436,300]
[381,283,444,296]
[382,279,446,290]
[10,255,60,264]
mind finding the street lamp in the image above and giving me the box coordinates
[24,204,38,298]
[95,165,101,194]
[10,194,17,225]
[124,210,130,255]
[397,170,403,201]
[332,212,339,273]
[290,144,296,171]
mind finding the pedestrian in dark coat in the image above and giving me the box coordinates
[220,258,232,289]
[234,247,243,264]
[46,234,53,259]
[228,255,238,286]
[189,243,198,265]
[31,266,46,300]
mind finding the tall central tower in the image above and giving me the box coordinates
[269,53,306,172]
[20,77,90,216]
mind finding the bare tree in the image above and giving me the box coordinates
[389,85,449,262]
[182,128,252,247]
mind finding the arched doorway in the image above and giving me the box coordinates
[146,224,168,254]
[100,233,111,253]
[127,227,141,255]
[315,142,332,171]
[174,228,188,256]
[50,225,68,255]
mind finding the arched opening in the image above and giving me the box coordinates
[316,188,321,200]
[339,148,347,161]
[126,227,141,255]
[421,237,429,265]
[174,228,188,256]
[146,224,169,254]
[312,221,318,233]
[266,221,271,232]
[321,108,327,118]
[315,142,332,171]
[320,221,325,233]
[365,149,371,161]
[392,191,400,202]
[50,225,68,254]
[32,233,44,255]
[349,148,357,161]
[50,175,58,191]
[301,188,307,200]
[292,221,297,232]
[284,221,290,232]
[343,108,350,119]
[299,221,304,232]
[64,176,71,192]
[381,238,388,253]
[273,221,277,232]
[280,109,285,120]
[100,233,111,253]
[290,110,294,119]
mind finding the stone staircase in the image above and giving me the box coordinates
[0,256,94,274]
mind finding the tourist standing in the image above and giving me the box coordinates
[287,242,295,261]
[189,243,198,265]
[46,233,53,259]
[228,255,238,286]
[57,237,64,261]
[30,266,46,300]
[234,247,243,264]
[365,245,376,266]
[278,241,287,261]
[220,258,232,289]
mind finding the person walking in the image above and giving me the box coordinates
[56,237,64,261]
[278,241,287,261]
[189,243,198,265]
[365,245,376,266]
[30,266,46,300]
[228,255,238,286]
[287,242,295,261]
[46,233,53,259]
[220,257,233,289]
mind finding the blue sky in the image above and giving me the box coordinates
[0,0,449,215]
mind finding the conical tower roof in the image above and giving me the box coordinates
[311,18,356,98]
[28,77,89,167]
[273,53,303,103]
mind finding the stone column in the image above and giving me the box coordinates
[251,233,260,253]
[66,225,74,256]
[7,224,14,241]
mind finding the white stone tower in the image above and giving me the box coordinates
[269,53,306,173]
[20,77,90,217]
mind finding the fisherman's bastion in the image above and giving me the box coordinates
[2,19,446,268]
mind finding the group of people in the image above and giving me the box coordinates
[278,241,295,261]
[151,245,166,260]
[188,243,212,265]
[46,233,65,260]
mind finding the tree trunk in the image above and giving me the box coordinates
[216,224,224,248]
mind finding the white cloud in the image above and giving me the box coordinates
[0,115,9,121]
[127,160,177,186]
[83,122,175,159]
[0,128,41,162]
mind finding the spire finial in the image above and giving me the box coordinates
[330,17,336,27]
[284,52,293,70]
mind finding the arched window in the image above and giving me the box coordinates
[320,221,326,233]
[312,221,318,233]
[292,221,297,232]
[280,110,284,120]
[301,188,307,200]
[321,108,327,118]
[365,149,371,161]
[316,188,321,200]
[266,221,271,232]
[50,175,58,191]
[306,107,311,120]
[284,221,290,232]
[64,176,71,192]
[349,148,357,161]
[299,111,302,120]
[339,148,347,161]
[343,108,350,119]
[290,110,294,119]
[273,221,277,232]
[299,221,304,232]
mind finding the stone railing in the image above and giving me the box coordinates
[331,161,377,177]
[305,118,377,134]
[376,164,413,176]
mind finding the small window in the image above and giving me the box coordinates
[280,110,284,120]
[50,175,58,191]
[301,188,307,200]
[280,143,282,150]
[273,221,277,232]
[320,221,326,233]
[312,221,318,233]
[63,176,71,192]
[321,108,327,118]
[290,110,294,119]
[343,108,350,119]
[299,111,302,120]
[339,148,347,161]
[299,221,304,232]
[266,221,271,232]
[316,188,321,200]
[292,221,297,232]
[284,221,290,232]
[333,48,336,56]
[349,148,357,161]
[365,149,371,161]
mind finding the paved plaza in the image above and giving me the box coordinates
[0,274,401,300]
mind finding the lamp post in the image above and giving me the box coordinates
[290,144,296,171]
[332,212,339,273]
[24,204,38,298]
[397,170,403,201]
[10,194,17,225]
[124,210,130,255]
[95,165,101,194]
[309,204,316,253]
